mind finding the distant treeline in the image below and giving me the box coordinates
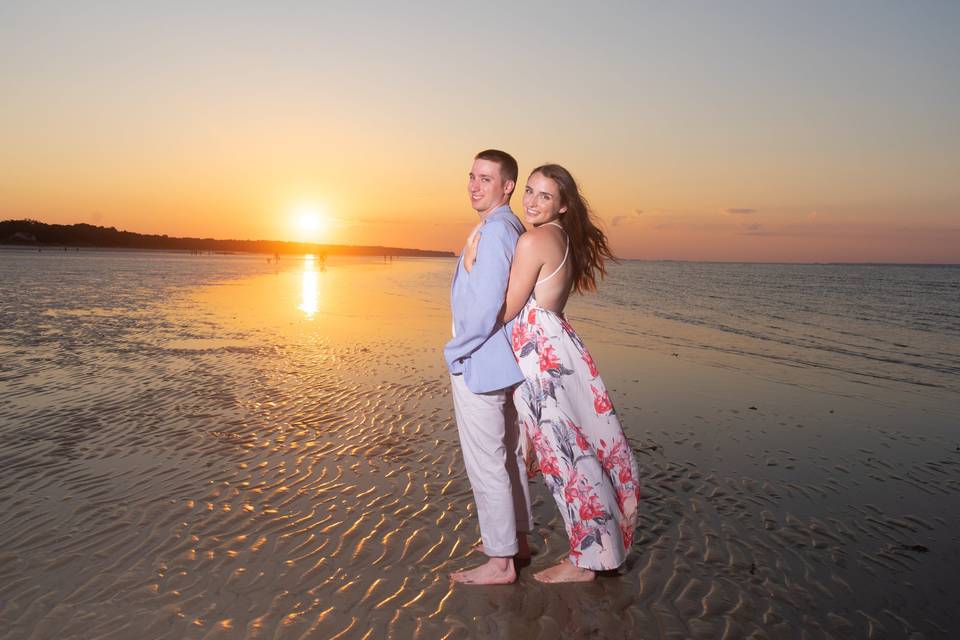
[0,219,454,257]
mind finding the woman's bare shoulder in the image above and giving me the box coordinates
[527,224,567,240]
[519,225,564,250]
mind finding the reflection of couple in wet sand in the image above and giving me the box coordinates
[444,150,641,584]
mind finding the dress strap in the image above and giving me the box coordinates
[535,222,570,285]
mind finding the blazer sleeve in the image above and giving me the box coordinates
[444,220,517,365]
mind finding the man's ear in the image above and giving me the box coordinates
[503,180,516,196]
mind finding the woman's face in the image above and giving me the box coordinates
[522,172,567,226]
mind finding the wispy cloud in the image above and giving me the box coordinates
[611,209,645,226]
[726,208,756,215]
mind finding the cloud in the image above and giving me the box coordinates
[726,208,756,215]
[612,209,645,226]
[742,223,764,235]
[808,212,818,220]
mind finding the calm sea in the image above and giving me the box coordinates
[2,248,958,408]
[584,261,960,402]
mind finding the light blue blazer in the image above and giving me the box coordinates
[444,205,525,394]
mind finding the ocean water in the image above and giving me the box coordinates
[4,249,957,400]
[589,261,960,399]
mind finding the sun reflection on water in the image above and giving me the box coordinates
[298,254,320,318]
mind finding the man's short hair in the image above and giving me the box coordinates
[475,149,518,186]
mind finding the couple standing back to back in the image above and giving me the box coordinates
[444,150,642,585]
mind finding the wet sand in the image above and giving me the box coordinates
[1,254,958,639]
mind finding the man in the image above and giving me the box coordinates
[444,149,533,584]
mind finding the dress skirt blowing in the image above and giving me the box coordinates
[512,300,641,570]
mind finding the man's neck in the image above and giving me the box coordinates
[478,200,510,220]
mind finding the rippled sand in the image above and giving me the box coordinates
[1,253,958,639]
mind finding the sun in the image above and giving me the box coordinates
[293,205,328,240]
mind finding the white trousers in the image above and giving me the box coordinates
[450,374,533,557]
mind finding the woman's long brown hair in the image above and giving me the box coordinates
[531,164,616,293]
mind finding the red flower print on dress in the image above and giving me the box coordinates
[527,307,538,325]
[620,520,634,550]
[616,485,638,517]
[539,455,561,478]
[591,385,613,415]
[619,466,634,486]
[575,429,589,452]
[564,480,580,504]
[539,342,562,373]
[602,438,626,470]
[512,321,530,353]
[565,419,590,452]
[579,493,606,521]
[582,351,599,378]
[568,521,589,557]
[563,466,585,503]
[534,432,562,478]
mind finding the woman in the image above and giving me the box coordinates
[465,164,641,583]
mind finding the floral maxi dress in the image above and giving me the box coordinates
[512,300,641,570]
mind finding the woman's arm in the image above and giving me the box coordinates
[499,232,543,322]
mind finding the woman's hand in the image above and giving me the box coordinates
[463,230,481,273]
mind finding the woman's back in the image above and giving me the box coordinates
[527,222,572,313]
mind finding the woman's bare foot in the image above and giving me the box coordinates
[450,557,516,584]
[533,559,595,583]
[471,534,532,560]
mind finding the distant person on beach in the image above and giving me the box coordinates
[444,149,534,585]
[464,164,641,583]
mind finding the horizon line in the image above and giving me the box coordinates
[3,218,957,266]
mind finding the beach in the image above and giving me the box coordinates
[1,249,958,639]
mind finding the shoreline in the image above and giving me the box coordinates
[3,243,956,266]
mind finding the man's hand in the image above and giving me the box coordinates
[463,230,481,273]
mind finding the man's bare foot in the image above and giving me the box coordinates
[450,557,516,584]
[533,559,595,583]
[471,534,532,560]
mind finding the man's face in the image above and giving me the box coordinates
[467,158,514,216]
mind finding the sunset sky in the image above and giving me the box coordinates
[2,2,958,262]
